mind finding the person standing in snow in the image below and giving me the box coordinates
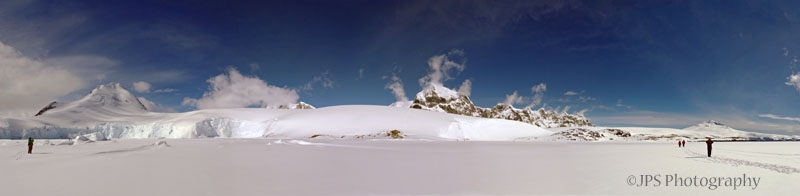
[682,140,686,147]
[678,140,681,147]
[705,138,713,157]
[27,137,34,154]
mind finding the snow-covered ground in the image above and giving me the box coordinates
[2,139,798,195]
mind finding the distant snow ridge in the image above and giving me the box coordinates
[0,83,552,140]
[406,83,593,128]
[683,120,790,140]
[539,120,800,142]
[543,128,633,141]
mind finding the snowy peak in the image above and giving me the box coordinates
[415,83,462,101]
[697,120,727,127]
[81,83,148,112]
[685,120,734,131]
[682,120,754,138]
[37,83,148,116]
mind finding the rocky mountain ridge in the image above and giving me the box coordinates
[405,84,594,128]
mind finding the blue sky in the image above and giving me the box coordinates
[2,0,800,134]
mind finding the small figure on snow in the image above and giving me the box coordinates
[682,140,685,147]
[678,140,681,147]
[705,138,713,157]
[27,137,34,154]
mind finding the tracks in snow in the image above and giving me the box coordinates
[683,148,800,174]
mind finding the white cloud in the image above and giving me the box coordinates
[357,68,365,80]
[182,68,299,109]
[786,72,800,92]
[616,99,633,109]
[577,109,590,116]
[578,96,597,102]
[561,105,571,114]
[528,83,547,108]
[303,71,334,91]
[503,91,525,106]
[418,49,466,87]
[0,41,84,117]
[758,114,800,122]
[43,55,117,82]
[153,88,177,93]
[384,74,409,103]
[564,91,579,96]
[132,81,151,93]
[457,79,472,96]
[249,63,260,71]
[783,47,789,57]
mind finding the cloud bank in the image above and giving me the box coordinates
[0,41,84,117]
[182,68,299,109]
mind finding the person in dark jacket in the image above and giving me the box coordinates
[705,138,713,157]
[678,140,681,147]
[27,137,34,154]
[682,140,686,147]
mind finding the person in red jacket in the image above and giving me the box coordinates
[678,140,681,147]
[705,138,713,157]
[682,140,686,147]
[27,137,34,154]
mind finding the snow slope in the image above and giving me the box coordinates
[0,83,551,141]
[2,139,799,195]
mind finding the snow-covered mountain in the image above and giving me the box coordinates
[36,83,149,117]
[0,83,551,140]
[682,120,791,140]
[404,83,593,128]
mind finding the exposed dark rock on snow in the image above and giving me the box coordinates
[35,101,58,116]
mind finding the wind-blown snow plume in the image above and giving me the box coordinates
[503,91,525,106]
[418,49,466,87]
[528,83,547,108]
[457,79,472,96]
[385,74,408,103]
[561,105,571,114]
[787,72,800,92]
[133,81,151,93]
[182,68,299,109]
[0,41,84,117]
